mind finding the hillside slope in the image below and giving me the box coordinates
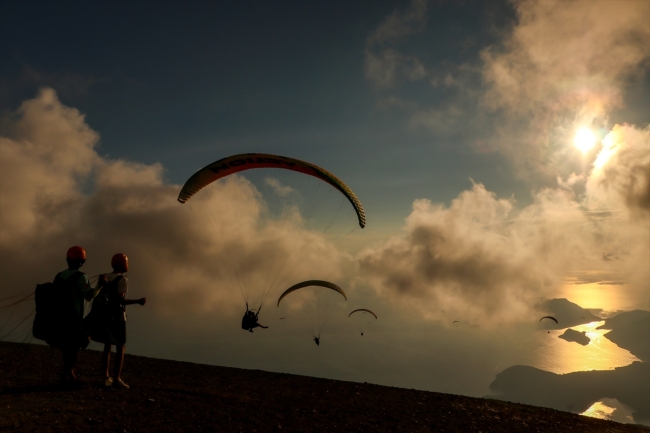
[0,342,646,432]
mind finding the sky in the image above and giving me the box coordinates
[1,0,649,424]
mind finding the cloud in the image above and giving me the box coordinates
[365,49,427,89]
[482,0,650,112]
[367,0,428,47]
[0,89,347,318]
[0,88,99,242]
[264,177,294,197]
[359,182,574,323]
[358,126,650,322]
[586,124,650,218]
[480,0,650,179]
[0,65,108,109]
[364,0,429,89]
[366,0,649,182]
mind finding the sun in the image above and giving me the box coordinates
[573,127,598,153]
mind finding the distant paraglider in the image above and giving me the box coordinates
[539,316,559,324]
[348,309,377,319]
[277,280,347,345]
[277,280,347,307]
[348,309,377,336]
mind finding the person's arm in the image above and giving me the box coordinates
[81,273,104,301]
[124,297,147,306]
[114,275,144,306]
[117,293,146,306]
[85,274,107,301]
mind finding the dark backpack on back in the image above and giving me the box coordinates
[33,271,84,346]
[84,275,124,345]
[90,275,124,320]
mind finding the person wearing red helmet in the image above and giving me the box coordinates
[55,246,105,385]
[91,253,146,389]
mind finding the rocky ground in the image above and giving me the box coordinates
[1,341,647,432]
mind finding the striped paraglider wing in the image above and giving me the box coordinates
[178,153,365,228]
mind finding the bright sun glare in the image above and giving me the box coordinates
[573,127,598,153]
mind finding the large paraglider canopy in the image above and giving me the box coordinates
[539,316,558,324]
[348,309,377,319]
[277,280,346,307]
[178,153,366,228]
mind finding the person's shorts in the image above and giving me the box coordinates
[108,320,127,345]
[88,317,126,345]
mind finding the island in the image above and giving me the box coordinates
[558,328,590,346]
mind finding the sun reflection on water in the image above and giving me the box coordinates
[515,321,639,375]
[581,398,635,424]
[553,280,635,313]
[582,401,615,419]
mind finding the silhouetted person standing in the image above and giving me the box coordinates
[92,253,146,388]
[55,246,103,385]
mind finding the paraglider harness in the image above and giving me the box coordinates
[89,275,125,321]
[241,303,262,332]
[83,275,126,345]
[33,271,90,349]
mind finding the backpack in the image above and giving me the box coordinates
[33,271,87,347]
[90,275,124,321]
[84,275,124,345]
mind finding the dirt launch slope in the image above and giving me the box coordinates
[0,341,645,432]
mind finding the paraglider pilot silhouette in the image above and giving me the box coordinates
[241,304,268,332]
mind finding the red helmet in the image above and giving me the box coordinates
[66,246,86,261]
[111,253,129,272]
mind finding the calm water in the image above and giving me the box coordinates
[581,398,635,424]
[508,321,639,374]
[503,320,641,423]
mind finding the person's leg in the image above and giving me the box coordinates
[61,349,71,380]
[102,344,112,379]
[114,344,125,381]
[60,349,68,380]
[62,347,79,381]
[102,344,115,386]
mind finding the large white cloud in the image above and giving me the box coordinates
[480,0,650,179]
[359,124,649,322]
[482,0,650,113]
[586,125,650,217]
[0,89,347,318]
